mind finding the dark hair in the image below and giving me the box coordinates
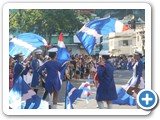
[102,55,110,61]
[71,56,75,60]
[13,55,23,60]
[139,53,142,58]
[135,53,142,58]
[49,52,56,59]
[13,56,19,60]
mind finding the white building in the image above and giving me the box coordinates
[108,26,145,56]
[135,27,145,55]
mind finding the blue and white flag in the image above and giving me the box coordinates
[112,87,136,106]
[9,76,48,109]
[65,80,83,109]
[9,33,48,60]
[79,74,91,104]
[56,32,70,82]
[56,32,70,65]
[76,17,130,54]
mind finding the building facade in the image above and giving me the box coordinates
[108,26,145,56]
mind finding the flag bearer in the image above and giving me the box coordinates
[31,49,43,94]
[125,50,145,106]
[38,48,62,109]
[96,51,117,109]
[13,52,29,86]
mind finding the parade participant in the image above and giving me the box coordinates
[13,52,29,86]
[126,50,145,99]
[96,51,117,109]
[23,55,33,86]
[31,49,43,94]
[42,55,50,101]
[23,68,33,87]
[38,48,63,109]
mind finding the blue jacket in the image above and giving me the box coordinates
[13,61,29,85]
[31,59,41,87]
[135,61,143,84]
[38,60,63,93]
[96,61,117,101]
[128,60,143,85]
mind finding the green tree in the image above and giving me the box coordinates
[9,9,82,44]
[96,9,134,19]
[95,9,145,20]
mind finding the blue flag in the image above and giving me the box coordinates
[9,76,48,109]
[9,33,48,60]
[65,80,83,109]
[56,32,70,82]
[56,32,70,65]
[76,17,130,54]
[112,87,136,106]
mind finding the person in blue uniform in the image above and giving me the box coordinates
[126,50,145,99]
[13,52,29,86]
[31,49,43,94]
[41,55,50,100]
[96,51,117,109]
[38,48,63,109]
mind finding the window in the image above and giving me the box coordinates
[137,36,139,41]
[122,40,129,46]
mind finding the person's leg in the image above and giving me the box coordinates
[106,101,112,109]
[31,86,38,94]
[127,87,139,109]
[34,89,38,94]
[48,93,53,109]
[97,101,104,109]
[48,86,58,109]
[52,87,58,109]
[42,90,48,100]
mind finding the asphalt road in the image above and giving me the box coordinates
[37,70,145,109]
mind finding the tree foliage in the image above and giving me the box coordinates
[9,9,82,43]
[95,9,145,20]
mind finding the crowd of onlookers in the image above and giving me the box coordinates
[9,51,145,89]
[64,54,145,80]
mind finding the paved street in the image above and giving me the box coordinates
[37,70,145,109]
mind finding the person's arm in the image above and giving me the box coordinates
[135,61,143,88]
[93,72,99,88]
[22,61,30,75]
[38,62,47,78]
[32,60,38,72]
[97,65,106,82]
[65,67,70,80]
